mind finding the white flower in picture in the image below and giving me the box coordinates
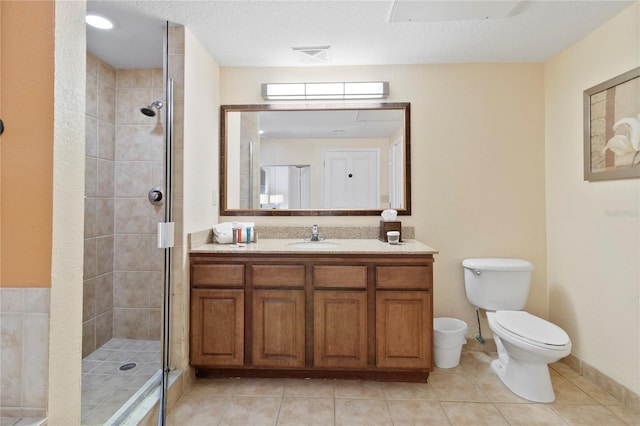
[604,113,640,168]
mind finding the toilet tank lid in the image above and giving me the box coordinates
[462,258,533,272]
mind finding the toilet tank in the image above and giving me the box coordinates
[462,258,533,311]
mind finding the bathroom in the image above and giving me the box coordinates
[1,1,638,424]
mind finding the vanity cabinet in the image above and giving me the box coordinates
[190,251,434,382]
[190,289,244,366]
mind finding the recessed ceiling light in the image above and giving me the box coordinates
[86,14,115,30]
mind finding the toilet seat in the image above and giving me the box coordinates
[494,310,570,350]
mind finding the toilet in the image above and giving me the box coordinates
[462,258,571,403]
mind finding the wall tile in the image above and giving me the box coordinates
[114,235,162,272]
[168,55,184,86]
[149,273,164,309]
[24,288,50,314]
[86,115,98,157]
[115,125,155,161]
[151,68,163,89]
[97,159,115,197]
[168,25,184,54]
[98,59,116,88]
[98,121,116,160]
[0,288,24,312]
[22,314,49,407]
[96,236,114,276]
[117,88,153,125]
[95,310,113,348]
[113,271,151,308]
[83,278,96,322]
[98,82,116,123]
[116,161,153,197]
[0,314,23,406]
[96,198,115,237]
[84,238,97,280]
[149,309,162,339]
[113,308,148,339]
[85,156,98,197]
[87,52,99,77]
[83,318,96,358]
[117,69,153,89]
[85,197,97,239]
[115,198,157,234]
[86,73,98,118]
[152,161,165,191]
[96,273,114,315]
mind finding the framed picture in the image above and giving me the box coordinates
[584,66,640,181]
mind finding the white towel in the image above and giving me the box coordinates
[213,222,256,244]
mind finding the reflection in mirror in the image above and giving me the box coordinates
[221,103,411,216]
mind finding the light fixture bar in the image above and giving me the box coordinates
[262,82,389,100]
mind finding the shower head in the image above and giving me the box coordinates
[140,100,164,117]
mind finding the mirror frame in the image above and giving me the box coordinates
[220,102,411,216]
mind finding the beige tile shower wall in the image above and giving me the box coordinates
[112,66,165,340]
[83,52,116,357]
[168,24,188,372]
[0,288,50,418]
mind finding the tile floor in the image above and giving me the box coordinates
[168,351,640,426]
[81,338,161,425]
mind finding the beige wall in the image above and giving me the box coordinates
[220,63,547,335]
[178,28,220,370]
[545,1,639,394]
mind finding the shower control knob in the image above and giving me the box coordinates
[148,187,164,206]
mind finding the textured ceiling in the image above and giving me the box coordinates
[87,0,635,70]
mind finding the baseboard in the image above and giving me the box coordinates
[560,354,640,413]
[461,338,639,413]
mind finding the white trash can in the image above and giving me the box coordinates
[434,317,468,368]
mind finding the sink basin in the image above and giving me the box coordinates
[288,241,339,249]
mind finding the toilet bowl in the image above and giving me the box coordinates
[462,258,572,403]
[486,310,571,402]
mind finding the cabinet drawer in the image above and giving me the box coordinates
[252,265,305,288]
[313,265,367,288]
[192,264,244,287]
[376,265,432,289]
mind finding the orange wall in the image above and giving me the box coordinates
[0,0,55,287]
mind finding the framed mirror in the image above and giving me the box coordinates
[220,102,411,216]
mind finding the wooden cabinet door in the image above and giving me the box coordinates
[253,289,305,367]
[191,289,244,366]
[376,291,431,369]
[314,291,367,368]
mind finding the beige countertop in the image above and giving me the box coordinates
[190,238,438,255]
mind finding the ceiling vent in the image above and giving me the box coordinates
[292,46,331,64]
[389,0,525,22]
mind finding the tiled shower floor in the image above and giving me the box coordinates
[81,339,160,425]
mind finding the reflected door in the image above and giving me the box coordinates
[322,150,379,209]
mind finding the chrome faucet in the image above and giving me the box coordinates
[310,224,321,241]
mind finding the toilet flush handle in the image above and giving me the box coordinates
[471,269,482,276]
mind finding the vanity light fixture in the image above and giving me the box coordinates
[261,82,389,100]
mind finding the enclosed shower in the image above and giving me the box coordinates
[82,18,184,425]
